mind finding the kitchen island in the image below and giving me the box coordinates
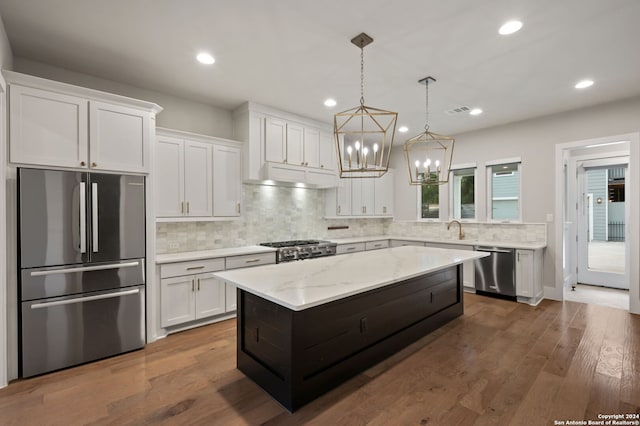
[214,246,488,411]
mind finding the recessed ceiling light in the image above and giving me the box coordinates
[575,79,594,89]
[469,108,483,116]
[499,20,523,35]
[398,126,409,133]
[196,52,215,65]
[324,99,337,107]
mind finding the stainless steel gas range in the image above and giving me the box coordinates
[260,240,337,263]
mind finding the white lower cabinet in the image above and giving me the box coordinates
[225,283,237,312]
[516,249,543,304]
[160,259,227,328]
[390,240,426,248]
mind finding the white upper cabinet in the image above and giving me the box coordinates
[286,122,304,166]
[304,127,321,168]
[213,145,242,217]
[155,135,185,217]
[265,117,287,163]
[9,85,88,169]
[6,71,161,173]
[319,131,335,171]
[183,141,213,217]
[374,171,394,216]
[155,128,243,220]
[325,170,395,218]
[89,101,151,173]
[232,102,337,187]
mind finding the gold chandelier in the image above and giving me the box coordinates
[334,33,397,178]
[403,77,455,185]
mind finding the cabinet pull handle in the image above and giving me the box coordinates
[237,203,241,214]
[245,259,261,263]
[186,266,205,270]
[346,247,356,251]
[80,161,86,166]
[430,292,433,303]
[91,162,97,167]
[374,244,382,247]
[338,205,341,214]
[191,279,195,292]
[383,207,387,214]
[186,202,190,214]
[517,252,520,262]
[197,278,200,291]
[181,201,185,214]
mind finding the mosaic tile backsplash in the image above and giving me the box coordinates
[156,184,546,253]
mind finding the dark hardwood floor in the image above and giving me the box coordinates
[1,294,639,425]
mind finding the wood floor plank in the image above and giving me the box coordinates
[2,294,639,426]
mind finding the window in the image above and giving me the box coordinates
[489,162,520,221]
[420,184,439,219]
[451,168,475,220]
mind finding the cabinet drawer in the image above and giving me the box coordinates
[226,252,276,270]
[390,240,425,248]
[365,240,390,251]
[160,258,225,278]
[336,242,365,255]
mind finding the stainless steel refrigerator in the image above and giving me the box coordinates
[18,168,146,377]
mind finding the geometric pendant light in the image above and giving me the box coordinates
[334,33,398,178]
[403,76,455,185]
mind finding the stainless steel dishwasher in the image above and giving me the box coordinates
[473,246,516,300]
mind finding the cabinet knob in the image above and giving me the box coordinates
[80,161,86,166]
[301,162,305,165]
[321,164,324,168]
[91,162,97,167]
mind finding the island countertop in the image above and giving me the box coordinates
[214,246,488,311]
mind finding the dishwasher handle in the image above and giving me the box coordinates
[474,247,514,254]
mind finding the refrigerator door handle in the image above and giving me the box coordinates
[92,182,99,253]
[30,288,140,309]
[30,260,141,277]
[79,182,86,254]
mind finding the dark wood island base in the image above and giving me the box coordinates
[236,264,463,412]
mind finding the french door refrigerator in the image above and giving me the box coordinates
[18,168,146,377]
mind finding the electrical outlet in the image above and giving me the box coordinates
[546,213,554,222]
[168,242,179,249]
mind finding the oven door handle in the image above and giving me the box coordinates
[30,288,140,309]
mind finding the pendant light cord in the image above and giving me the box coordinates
[360,46,365,106]
[424,79,430,131]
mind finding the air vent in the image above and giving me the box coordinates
[445,106,470,116]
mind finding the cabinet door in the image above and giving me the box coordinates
[89,101,150,173]
[213,145,242,216]
[352,178,375,215]
[226,283,237,312]
[195,273,226,319]
[374,171,394,216]
[183,140,213,216]
[155,136,185,217]
[161,276,196,327]
[336,180,352,216]
[516,249,534,297]
[9,85,88,168]
[287,122,304,166]
[265,117,286,163]
[319,131,336,171]
[303,127,320,168]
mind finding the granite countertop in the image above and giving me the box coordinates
[330,235,547,250]
[156,245,277,264]
[214,246,488,311]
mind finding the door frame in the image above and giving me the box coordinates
[554,132,639,314]
[576,158,629,288]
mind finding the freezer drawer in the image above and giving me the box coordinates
[21,259,145,301]
[21,285,145,378]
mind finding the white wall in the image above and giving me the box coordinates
[0,14,12,71]
[393,95,640,304]
[13,57,233,139]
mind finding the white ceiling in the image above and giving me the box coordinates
[0,0,639,136]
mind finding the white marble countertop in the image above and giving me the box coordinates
[330,235,547,250]
[156,245,277,264]
[214,246,488,311]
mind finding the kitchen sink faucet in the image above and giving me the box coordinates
[447,220,465,240]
